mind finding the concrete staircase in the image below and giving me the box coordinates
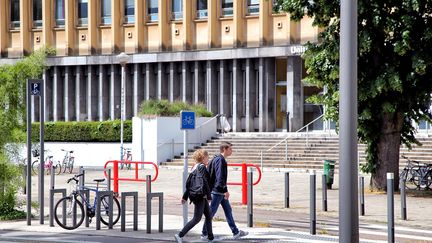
[160,132,432,171]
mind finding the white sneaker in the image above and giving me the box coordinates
[200,235,208,240]
[174,234,183,243]
[233,230,248,239]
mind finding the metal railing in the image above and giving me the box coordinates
[259,114,325,168]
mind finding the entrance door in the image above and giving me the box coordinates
[276,85,287,130]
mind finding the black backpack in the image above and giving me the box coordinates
[187,164,205,203]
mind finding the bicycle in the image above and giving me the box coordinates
[54,174,121,230]
[31,149,61,175]
[120,148,132,170]
[60,149,75,174]
[400,156,432,190]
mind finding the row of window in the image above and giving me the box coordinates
[9,0,269,29]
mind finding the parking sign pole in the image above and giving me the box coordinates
[26,80,32,226]
[39,80,45,225]
[182,129,188,226]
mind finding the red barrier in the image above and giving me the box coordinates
[227,163,262,205]
[104,160,159,194]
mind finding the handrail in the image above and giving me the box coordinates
[295,114,325,133]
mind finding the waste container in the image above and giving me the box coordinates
[323,160,336,189]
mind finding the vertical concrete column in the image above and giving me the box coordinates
[53,66,64,121]
[135,0,146,52]
[75,66,82,121]
[88,0,99,54]
[99,65,109,121]
[219,60,231,117]
[125,64,133,119]
[87,66,98,121]
[157,63,168,100]
[43,70,52,121]
[65,0,76,55]
[194,61,205,104]
[64,66,76,121]
[183,0,192,50]
[206,60,218,114]
[181,62,192,103]
[133,63,144,116]
[258,58,266,132]
[245,59,256,132]
[158,0,170,51]
[207,0,219,48]
[233,0,245,47]
[20,0,31,55]
[0,0,7,57]
[146,63,156,100]
[232,59,244,132]
[42,0,53,47]
[266,58,276,131]
[169,62,180,102]
[110,65,121,119]
[286,56,303,131]
[112,0,122,52]
[259,0,270,46]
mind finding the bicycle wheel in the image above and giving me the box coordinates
[409,169,421,189]
[68,158,75,174]
[31,161,39,175]
[55,163,62,175]
[54,196,85,230]
[99,195,121,226]
[61,159,68,173]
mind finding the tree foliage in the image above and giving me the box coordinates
[278,0,432,189]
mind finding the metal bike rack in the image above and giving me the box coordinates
[49,188,66,227]
[77,189,90,227]
[121,191,138,232]
[146,175,163,233]
[96,191,114,230]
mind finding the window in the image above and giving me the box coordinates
[147,0,158,22]
[101,0,111,25]
[78,0,88,26]
[55,0,65,27]
[221,0,233,17]
[10,0,20,28]
[33,0,42,28]
[247,0,259,15]
[171,0,182,20]
[196,0,207,19]
[124,0,134,23]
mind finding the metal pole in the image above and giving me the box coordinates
[146,175,151,233]
[182,130,188,226]
[310,170,316,235]
[285,139,288,160]
[39,80,45,225]
[359,176,365,216]
[120,64,125,161]
[400,178,407,220]
[247,170,253,227]
[26,79,32,226]
[339,0,359,241]
[322,174,327,212]
[49,166,55,227]
[387,173,395,243]
[285,172,289,208]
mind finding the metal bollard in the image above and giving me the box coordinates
[49,188,66,227]
[49,168,55,227]
[387,173,395,243]
[285,172,289,208]
[310,170,316,235]
[247,171,253,227]
[146,175,163,233]
[96,191,114,230]
[79,167,85,189]
[107,168,111,192]
[322,174,327,212]
[79,189,90,227]
[400,178,407,220]
[359,176,365,216]
[121,191,138,232]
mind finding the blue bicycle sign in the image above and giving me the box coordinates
[30,82,41,96]
[180,111,195,130]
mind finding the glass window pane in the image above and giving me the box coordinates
[248,0,259,5]
[101,0,111,24]
[222,0,233,9]
[33,0,42,21]
[172,0,182,12]
[125,0,134,15]
[78,0,88,19]
[11,0,20,21]
[147,0,158,21]
[197,0,207,10]
[55,0,65,23]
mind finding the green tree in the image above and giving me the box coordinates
[278,0,432,190]
[0,48,53,219]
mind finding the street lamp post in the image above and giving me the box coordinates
[117,52,130,162]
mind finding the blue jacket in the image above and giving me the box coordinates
[208,154,228,193]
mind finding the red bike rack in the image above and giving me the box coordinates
[227,163,262,205]
[104,160,159,194]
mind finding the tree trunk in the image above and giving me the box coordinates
[371,112,403,191]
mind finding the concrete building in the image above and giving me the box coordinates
[0,0,322,132]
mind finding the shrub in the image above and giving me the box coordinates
[138,100,212,117]
[0,154,25,220]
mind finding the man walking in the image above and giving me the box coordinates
[202,142,248,240]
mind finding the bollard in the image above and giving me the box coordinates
[310,170,316,235]
[285,172,289,208]
[79,167,85,189]
[322,174,327,212]
[79,189,90,227]
[107,168,111,192]
[49,168,55,227]
[359,176,365,216]
[247,171,253,227]
[96,191,114,230]
[49,188,66,227]
[146,175,164,233]
[121,191,138,232]
[241,163,247,205]
[400,178,407,220]
[387,173,395,243]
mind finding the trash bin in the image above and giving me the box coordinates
[323,160,336,189]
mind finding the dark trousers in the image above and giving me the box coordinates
[179,198,214,240]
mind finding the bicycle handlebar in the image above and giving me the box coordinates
[67,173,84,184]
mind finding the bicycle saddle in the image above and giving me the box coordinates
[93,178,105,183]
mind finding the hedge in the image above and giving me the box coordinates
[31,120,132,142]
[139,100,212,117]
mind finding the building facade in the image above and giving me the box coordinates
[0,0,322,132]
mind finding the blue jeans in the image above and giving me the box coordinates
[202,193,239,236]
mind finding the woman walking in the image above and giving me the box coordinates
[174,149,214,243]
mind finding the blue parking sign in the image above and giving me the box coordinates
[180,111,195,130]
[30,82,41,96]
